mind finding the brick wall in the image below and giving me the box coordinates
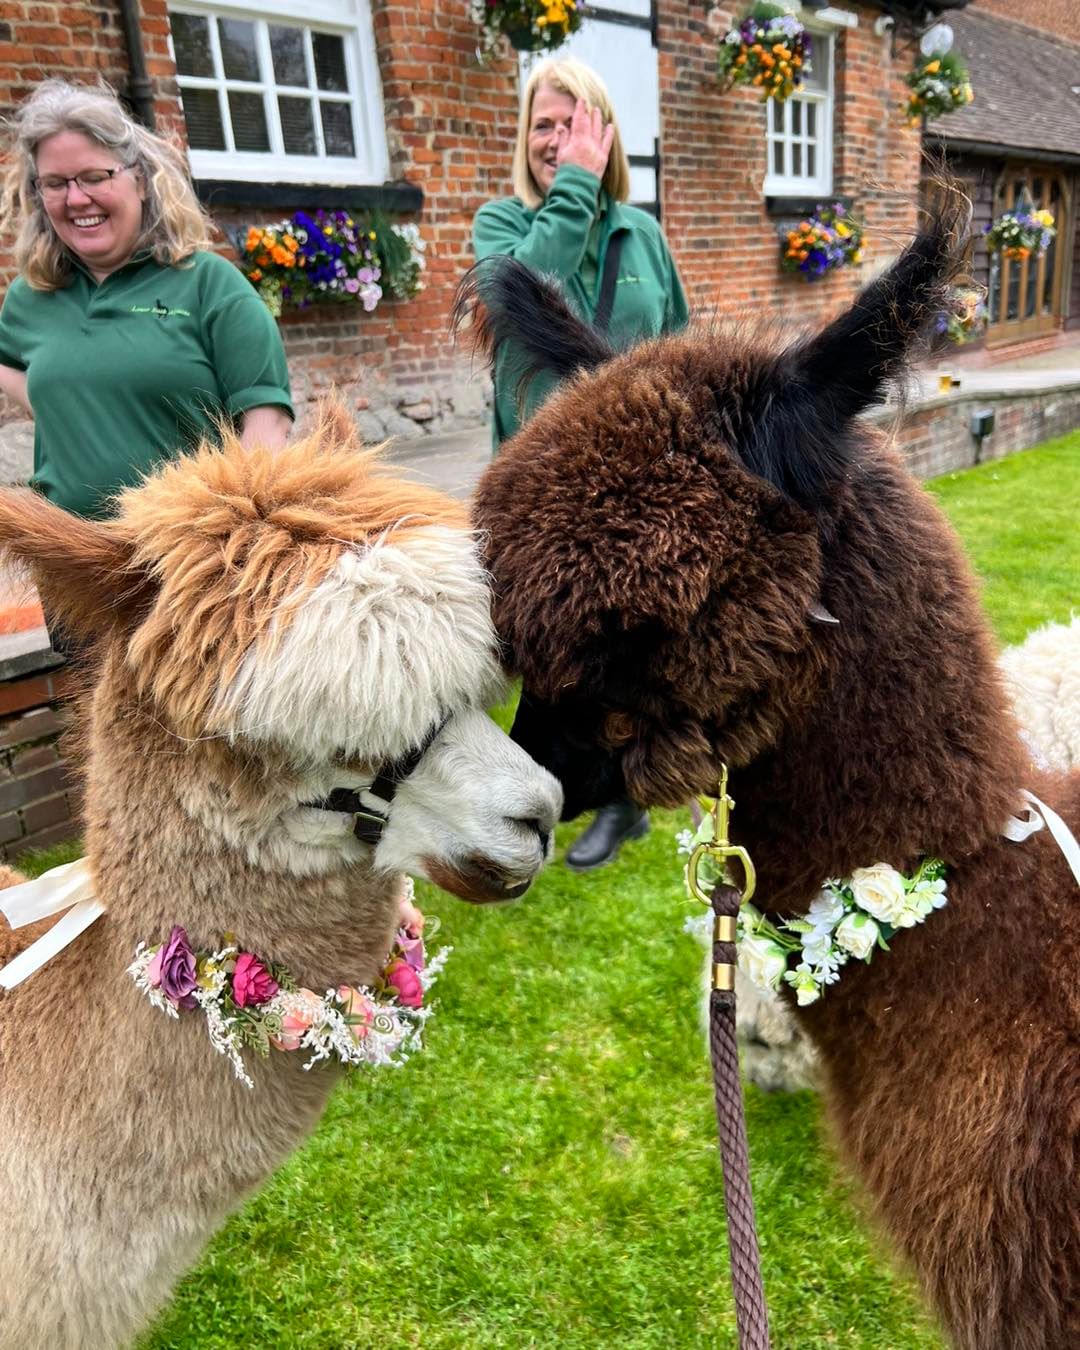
[866,382,1080,479]
[660,4,921,324]
[0,1,1066,437]
[0,670,80,858]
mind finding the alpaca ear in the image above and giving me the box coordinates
[0,489,149,642]
[791,192,969,418]
[452,256,614,408]
[737,190,970,509]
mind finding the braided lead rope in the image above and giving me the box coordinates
[710,881,771,1350]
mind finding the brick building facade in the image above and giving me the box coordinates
[0,0,1075,429]
[0,1,963,438]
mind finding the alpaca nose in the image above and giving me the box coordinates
[514,815,551,856]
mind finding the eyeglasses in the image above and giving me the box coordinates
[33,166,133,200]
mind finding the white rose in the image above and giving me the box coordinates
[834,911,880,960]
[849,863,908,926]
[806,888,846,933]
[738,933,788,993]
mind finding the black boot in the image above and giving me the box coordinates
[565,797,649,872]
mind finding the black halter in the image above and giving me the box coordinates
[304,714,451,846]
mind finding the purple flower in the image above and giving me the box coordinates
[357,266,376,284]
[344,277,360,293]
[159,926,197,1008]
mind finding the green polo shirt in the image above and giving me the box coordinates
[0,250,292,518]
[473,164,690,446]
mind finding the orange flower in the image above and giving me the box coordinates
[244,227,261,252]
[247,268,262,281]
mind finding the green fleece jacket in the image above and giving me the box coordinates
[472,163,689,447]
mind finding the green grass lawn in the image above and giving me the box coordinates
[21,433,1080,1348]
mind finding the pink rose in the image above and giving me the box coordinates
[270,988,324,1052]
[386,959,423,1009]
[336,985,374,1041]
[232,952,279,1008]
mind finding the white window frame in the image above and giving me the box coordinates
[763,26,834,197]
[169,0,389,185]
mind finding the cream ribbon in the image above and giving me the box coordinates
[0,858,105,991]
[1002,788,1080,888]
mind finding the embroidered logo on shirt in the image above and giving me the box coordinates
[130,301,192,318]
[616,276,642,285]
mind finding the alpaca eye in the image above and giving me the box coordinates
[602,712,635,746]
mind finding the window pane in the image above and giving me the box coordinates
[802,36,830,92]
[320,100,356,156]
[172,12,214,78]
[180,87,226,150]
[279,96,317,154]
[270,25,308,86]
[791,101,801,135]
[772,139,784,175]
[807,103,816,136]
[792,143,802,176]
[219,18,259,81]
[229,91,269,151]
[313,33,348,92]
[807,145,815,177]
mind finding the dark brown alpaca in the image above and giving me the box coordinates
[457,204,1080,1349]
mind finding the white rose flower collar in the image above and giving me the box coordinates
[678,805,947,1007]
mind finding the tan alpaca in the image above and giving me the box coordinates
[0,407,561,1350]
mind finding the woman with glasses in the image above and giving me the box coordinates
[0,80,292,533]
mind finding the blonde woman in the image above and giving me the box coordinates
[0,80,292,523]
[473,56,688,449]
[473,57,688,871]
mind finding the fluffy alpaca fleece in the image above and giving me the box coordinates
[1000,615,1080,772]
[460,202,1079,1349]
[0,405,560,1349]
[731,616,1080,1092]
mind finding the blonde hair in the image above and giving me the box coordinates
[513,58,631,210]
[1,79,214,291]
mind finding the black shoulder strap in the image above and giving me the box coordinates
[593,230,625,335]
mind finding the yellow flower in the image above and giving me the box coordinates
[323,225,334,236]
[1036,210,1055,227]
[924,59,940,74]
[369,230,377,240]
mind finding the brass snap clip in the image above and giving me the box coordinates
[686,766,756,991]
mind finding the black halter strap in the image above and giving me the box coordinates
[303,714,452,846]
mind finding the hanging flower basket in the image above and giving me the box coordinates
[237,211,425,318]
[473,0,581,59]
[985,207,1056,261]
[935,287,986,345]
[903,49,973,125]
[781,204,865,281]
[714,1,810,104]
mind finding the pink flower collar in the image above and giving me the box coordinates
[127,881,449,1089]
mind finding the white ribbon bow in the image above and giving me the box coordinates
[1002,788,1080,888]
[0,858,105,991]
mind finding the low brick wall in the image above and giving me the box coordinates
[0,666,80,861]
[868,382,1080,478]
